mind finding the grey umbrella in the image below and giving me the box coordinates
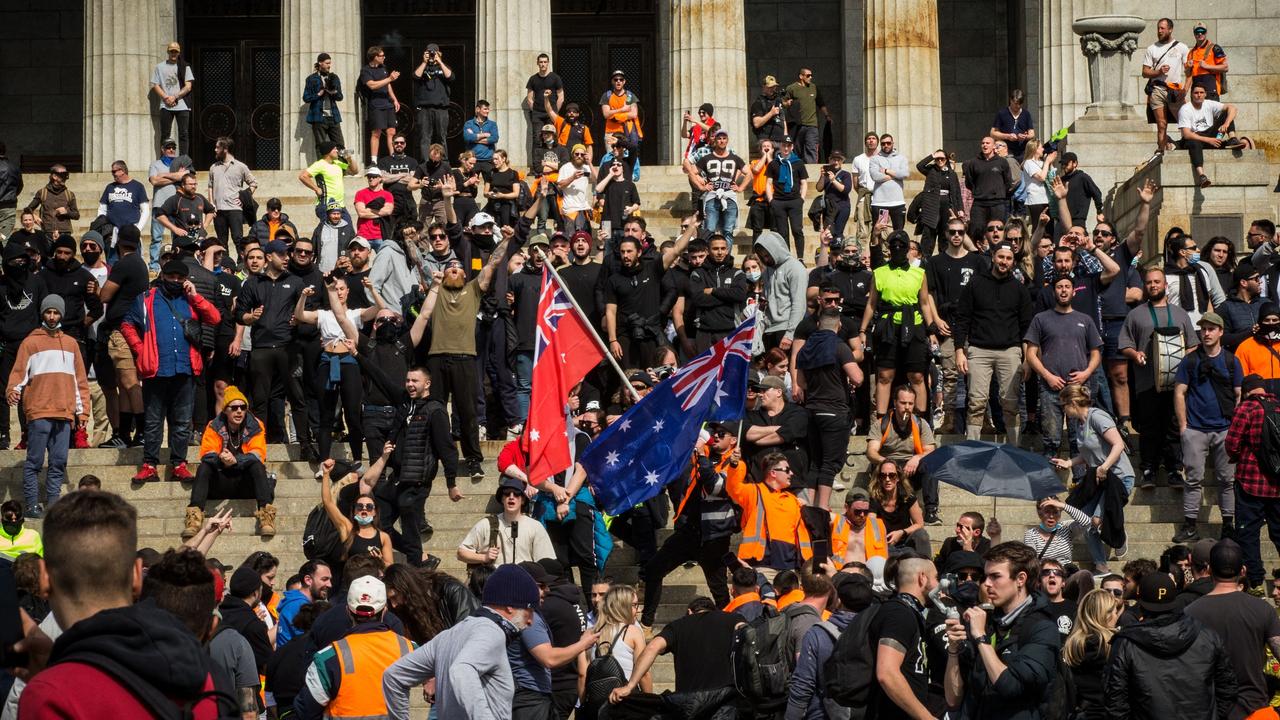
[919,440,1065,501]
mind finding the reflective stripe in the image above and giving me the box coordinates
[336,638,356,675]
[395,634,412,657]
[869,519,884,545]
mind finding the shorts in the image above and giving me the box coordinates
[1101,318,1126,361]
[1147,84,1180,112]
[106,330,135,371]
[367,106,397,130]
[874,334,930,374]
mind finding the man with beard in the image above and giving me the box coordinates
[199,236,242,415]
[121,260,221,482]
[667,238,707,361]
[681,234,748,353]
[414,143,452,226]
[208,137,257,250]
[377,136,420,226]
[1120,266,1200,489]
[604,219,696,368]
[310,201,355,274]
[354,293,433,464]
[155,172,214,241]
[1234,302,1280,397]
[24,164,79,237]
[0,241,49,449]
[750,75,788,145]
[867,384,937,517]
[558,231,606,402]
[354,167,395,249]
[335,236,373,309]
[41,236,103,352]
[419,221,458,282]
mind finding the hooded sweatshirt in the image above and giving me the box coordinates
[369,240,419,312]
[754,231,809,339]
[1104,611,1235,720]
[786,610,853,720]
[8,326,90,423]
[687,255,749,333]
[39,259,101,331]
[19,601,223,719]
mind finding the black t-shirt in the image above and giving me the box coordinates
[1185,591,1280,718]
[656,610,745,693]
[358,64,393,109]
[541,586,588,693]
[213,270,241,338]
[101,252,149,331]
[870,486,917,534]
[1101,244,1140,320]
[378,154,420,208]
[767,157,808,202]
[696,152,746,192]
[488,168,519,195]
[602,179,640,229]
[526,72,564,117]
[452,168,482,199]
[605,258,665,322]
[1045,598,1078,642]
[869,596,931,720]
[158,193,212,232]
[744,402,812,486]
[801,341,856,414]
[750,95,786,142]
[926,252,987,323]
[794,313,857,343]
[807,265,873,321]
[415,160,451,203]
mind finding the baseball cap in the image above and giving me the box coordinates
[541,123,556,133]
[844,487,870,504]
[161,259,190,278]
[1197,311,1225,329]
[1234,261,1258,284]
[754,375,785,391]
[1243,373,1266,395]
[713,128,729,138]
[527,233,550,249]
[610,69,626,79]
[1137,572,1180,613]
[1190,538,1217,569]
[262,239,289,255]
[945,551,985,575]
[763,75,778,88]
[348,236,371,250]
[167,41,181,52]
[426,42,441,53]
[161,138,178,150]
[469,212,496,228]
[364,166,383,177]
[628,370,653,388]
[518,560,553,586]
[780,134,794,145]
[347,576,388,617]
[1193,22,1208,34]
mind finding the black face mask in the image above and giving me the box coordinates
[81,250,102,266]
[888,241,910,269]
[376,320,402,341]
[2,521,21,536]
[162,280,184,297]
[1258,323,1280,343]
[5,261,28,279]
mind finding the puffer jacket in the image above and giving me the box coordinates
[390,396,458,488]
[754,231,808,340]
[1103,612,1235,720]
[180,254,223,351]
[0,155,22,206]
[913,154,962,230]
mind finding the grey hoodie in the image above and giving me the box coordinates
[754,231,808,339]
[383,611,515,720]
[869,149,909,207]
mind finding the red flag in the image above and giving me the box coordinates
[524,267,606,485]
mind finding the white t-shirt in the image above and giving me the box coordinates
[316,307,364,345]
[1021,159,1048,205]
[459,513,556,565]
[1143,40,1188,89]
[852,153,875,191]
[1177,99,1225,133]
[558,161,593,213]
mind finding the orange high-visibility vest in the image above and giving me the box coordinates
[327,629,414,718]
[725,591,764,614]
[831,513,889,562]
[734,482,812,564]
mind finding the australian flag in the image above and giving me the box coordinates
[580,311,755,515]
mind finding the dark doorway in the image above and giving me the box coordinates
[552,1,658,165]
[363,0,475,162]
[181,0,281,169]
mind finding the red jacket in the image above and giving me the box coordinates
[120,288,220,379]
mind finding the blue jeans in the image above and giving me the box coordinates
[702,197,739,236]
[24,418,70,509]
[514,351,534,421]
[142,374,195,466]
[150,218,166,272]
[1077,472,1134,566]
[1039,375,1098,456]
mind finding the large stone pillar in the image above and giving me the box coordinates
[280,0,362,170]
[658,1,748,164]
[83,0,165,172]
[475,0,552,163]
[863,0,942,168]
[1039,0,1108,134]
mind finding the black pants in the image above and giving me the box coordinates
[374,481,428,564]
[362,405,398,463]
[769,198,805,258]
[967,202,1007,241]
[1179,110,1235,168]
[747,200,772,239]
[310,121,345,154]
[1236,489,1280,586]
[512,688,554,720]
[810,411,848,489]
[550,689,577,720]
[290,339,322,443]
[544,499,599,598]
[618,333,662,370]
[160,110,191,155]
[427,354,482,464]
[641,528,730,626]
[250,346,311,444]
[214,210,245,248]
[318,359,364,462]
[918,222,949,257]
[870,204,907,231]
[610,506,659,572]
[416,106,449,157]
[477,318,519,434]
[0,342,22,440]
[189,457,272,508]
[1134,387,1182,474]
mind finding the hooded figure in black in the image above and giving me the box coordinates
[0,240,48,444]
[41,234,102,343]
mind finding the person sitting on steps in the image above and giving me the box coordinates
[182,385,275,538]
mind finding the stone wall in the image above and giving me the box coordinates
[0,0,83,167]
[744,0,847,151]
[939,0,1010,155]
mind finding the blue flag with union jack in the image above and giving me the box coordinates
[580,312,755,515]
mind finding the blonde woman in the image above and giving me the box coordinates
[582,585,650,719]
[1063,588,1123,719]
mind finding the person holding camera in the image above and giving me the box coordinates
[413,43,453,158]
[156,172,214,242]
[303,53,346,156]
[750,75,789,145]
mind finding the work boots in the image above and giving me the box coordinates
[255,504,278,537]
[182,507,205,539]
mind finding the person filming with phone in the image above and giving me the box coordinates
[413,43,453,157]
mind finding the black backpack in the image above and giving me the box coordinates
[582,626,629,710]
[731,605,793,712]
[823,597,884,716]
[301,503,343,564]
[1255,397,1280,479]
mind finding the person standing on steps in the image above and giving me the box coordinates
[1172,312,1241,543]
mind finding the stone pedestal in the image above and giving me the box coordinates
[1038,0,1106,134]
[658,1,748,163]
[863,0,942,168]
[280,0,362,170]
[1073,15,1146,119]
[83,0,165,173]
[475,0,552,165]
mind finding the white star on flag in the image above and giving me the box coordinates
[606,451,620,467]
[529,429,541,442]
[619,419,631,432]
[653,419,665,433]
[644,469,660,486]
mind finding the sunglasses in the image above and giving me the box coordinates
[499,489,523,499]
[293,248,314,256]
[878,472,898,479]
[711,430,729,438]
[1093,229,1114,237]
[956,571,983,582]
[849,507,868,516]
[355,503,376,511]
[1041,569,1065,578]
[226,404,247,412]
[1106,588,1124,597]
[772,466,794,474]
[946,229,966,236]
[630,384,649,391]
[429,233,448,239]
[821,297,841,304]
[986,224,1004,231]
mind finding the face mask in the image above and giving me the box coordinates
[42,318,60,332]
[162,280,184,296]
[1,522,20,536]
[1258,324,1280,343]
[376,320,402,341]
[888,241,909,268]
[81,250,101,266]
[745,270,761,283]
[355,514,375,527]
[51,258,70,271]
[6,261,28,278]
[1038,522,1055,533]
[1188,252,1201,265]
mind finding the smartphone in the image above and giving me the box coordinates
[0,562,26,669]
[878,209,890,224]
[601,220,613,238]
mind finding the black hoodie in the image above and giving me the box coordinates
[0,249,48,342]
[686,255,749,334]
[41,258,102,332]
[541,582,588,694]
[953,267,1032,349]
[1104,611,1235,720]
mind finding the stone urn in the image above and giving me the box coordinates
[1073,15,1147,119]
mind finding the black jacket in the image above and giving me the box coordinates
[0,267,48,342]
[953,268,1032,349]
[0,155,21,206]
[1060,169,1104,227]
[435,572,480,627]
[1176,576,1214,609]
[40,259,103,331]
[390,396,459,488]
[956,593,1062,720]
[509,264,543,351]
[1069,634,1109,720]
[180,254,223,350]
[287,260,323,341]
[238,270,302,348]
[218,596,273,673]
[1103,612,1235,720]
[962,154,1012,202]
[914,155,962,230]
[249,211,300,246]
[687,256,748,334]
[543,582,589,693]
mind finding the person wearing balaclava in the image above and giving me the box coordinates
[859,229,938,420]
[6,294,90,516]
[1235,301,1280,396]
[0,240,49,449]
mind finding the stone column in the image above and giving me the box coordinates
[863,0,942,168]
[475,0,552,163]
[1073,15,1146,119]
[280,0,362,170]
[83,0,165,173]
[1039,0,1108,134]
[658,1,748,164]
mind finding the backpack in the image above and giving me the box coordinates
[813,621,852,720]
[582,626,629,708]
[59,648,240,720]
[1255,397,1280,479]
[301,503,343,564]
[823,597,884,716]
[731,605,794,711]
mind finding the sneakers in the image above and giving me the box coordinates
[1223,137,1244,149]
[1221,517,1236,540]
[98,435,128,449]
[14,436,27,451]
[169,461,194,482]
[132,464,159,482]
[507,424,525,441]
[1171,520,1200,544]
[255,503,278,537]
[1166,469,1184,488]
[23,504,43,520]
[125,435,144,448]
[924,510,942,526]
[1198,173,1213,189]
[0,435,8,450]
[832,479,847,492]
[1138,469,1157,490]
[467,460,485,481]
[181,507,204,539]
[299,442,320,463]
[1113,542,1128,559]
[73,427,89,449]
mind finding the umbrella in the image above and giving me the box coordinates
[919,440,1065,501]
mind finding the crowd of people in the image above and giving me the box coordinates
[0,16,1270,719]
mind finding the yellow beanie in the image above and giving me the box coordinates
[222,386,249,410]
